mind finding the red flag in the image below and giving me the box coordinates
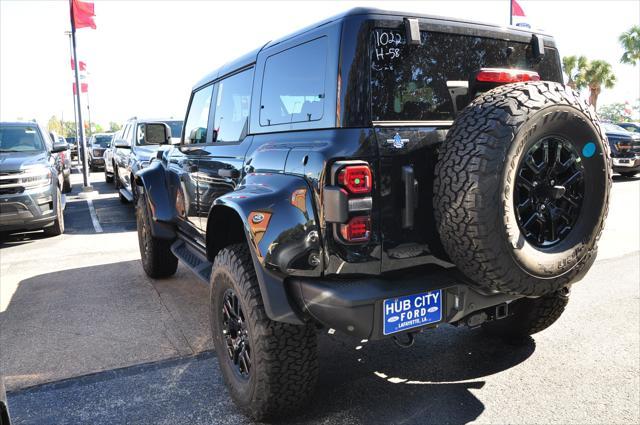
[73,82,88,94]
[72,0,96,30]
[512,0,526,17]
[70,59,87,71]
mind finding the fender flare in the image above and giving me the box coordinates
[207,173,324,324]
[135,161,177,240]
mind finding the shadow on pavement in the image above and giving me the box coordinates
[4,254,536,424]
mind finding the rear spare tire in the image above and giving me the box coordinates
[434,81,610,296]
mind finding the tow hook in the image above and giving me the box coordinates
[392,332,416,348]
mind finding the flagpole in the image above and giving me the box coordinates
[510,0,513,25]
[69,0,92,191]
[66,31,80,163]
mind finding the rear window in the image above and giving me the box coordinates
[370,30,562,122]
[0,125,45,152]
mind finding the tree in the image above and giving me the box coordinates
[582,60,616,109]
[619,25,640,65]
[94,123,104,133]
[62,120,77,138]
[47,115,63,134]
[561,55,588,89]
[108,121,121,132]
[598,102,633,122]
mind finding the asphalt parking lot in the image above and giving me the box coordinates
[1,168,639,425]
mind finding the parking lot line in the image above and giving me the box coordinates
[86,199,103,233]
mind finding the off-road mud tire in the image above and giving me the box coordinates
[210,243,318,421]
[434,81,611,296]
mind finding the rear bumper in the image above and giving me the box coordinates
[288,268,520,340]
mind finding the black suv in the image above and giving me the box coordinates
[135,8,610,419]
[111,117,183,203]
[0,122,67,237]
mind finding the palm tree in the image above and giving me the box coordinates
[561,55,588,89]
[582,60,616,109]
[619,25,640,65]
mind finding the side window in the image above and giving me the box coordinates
[260,37,328,126]
[121,124,132,145]
[213,69,253,143]
[184,85,213,144]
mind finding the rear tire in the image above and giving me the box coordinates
[43,188,64,237]
[434,81,611,296]
[136,193,178,278]
[482,289,570,339]
[105,168,114,183]
[210,244,318,421]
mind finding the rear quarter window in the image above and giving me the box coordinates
[260,37,328,126]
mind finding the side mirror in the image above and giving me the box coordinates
[114,139,131,149]
[142,123,172,145]
[51,141,68,153]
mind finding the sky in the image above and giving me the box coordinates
[1,0,639,127]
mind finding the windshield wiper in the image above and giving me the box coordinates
[0,149,20,152]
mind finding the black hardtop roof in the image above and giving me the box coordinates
[192,7,553,90]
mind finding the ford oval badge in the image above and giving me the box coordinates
[252,213,265,224]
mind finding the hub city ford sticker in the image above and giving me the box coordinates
[383,290,442,335]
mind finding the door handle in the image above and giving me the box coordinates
[219,168,240,179]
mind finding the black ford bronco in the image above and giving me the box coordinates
[135,8,611,420]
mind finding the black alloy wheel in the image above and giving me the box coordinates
[514,136,585,248]
[221,288,251,379]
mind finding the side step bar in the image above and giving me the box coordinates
[170,239,212,284]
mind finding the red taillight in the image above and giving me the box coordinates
[340,216,371,242]
[337,165,372,194]
[476,68,540,83]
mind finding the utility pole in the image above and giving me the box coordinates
[68,0,94,195]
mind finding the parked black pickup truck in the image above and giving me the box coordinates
[134,8,611,420]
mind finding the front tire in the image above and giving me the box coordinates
[43,188,64,237]
[619,171,638,178]
[136,193,178,278]
[210,244,318,421]
[62,174,72,194]
[105,168,114,183]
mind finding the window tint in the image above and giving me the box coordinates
[260,37,327,126]
[370,29,562,122]
[213,69,253,143]
[184,85,213,144]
